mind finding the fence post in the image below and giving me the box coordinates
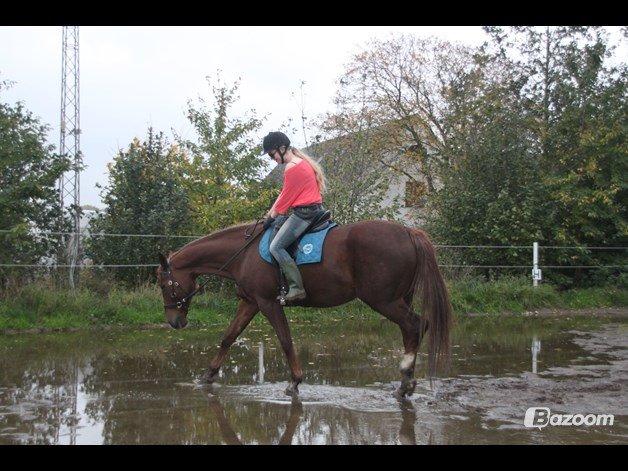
[532,242,542,287]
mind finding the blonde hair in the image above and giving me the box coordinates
[291,147,327,194]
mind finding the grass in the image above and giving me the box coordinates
[448,276,627,314]
[0,276,626,332]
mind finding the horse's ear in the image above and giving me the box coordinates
[158,253,170,271]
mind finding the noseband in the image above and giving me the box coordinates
[161,219,265,311]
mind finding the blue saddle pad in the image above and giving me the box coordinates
[259,223,337,265]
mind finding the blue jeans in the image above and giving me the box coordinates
[269,213,311,266]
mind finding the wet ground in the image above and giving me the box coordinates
[0,314,626,444]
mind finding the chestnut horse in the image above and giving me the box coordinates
[156,220,452,398]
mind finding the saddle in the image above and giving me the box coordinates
[282,209,332,260]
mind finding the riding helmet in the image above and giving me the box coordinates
[262,131,291,154]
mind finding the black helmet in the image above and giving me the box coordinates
[262,131,291,154]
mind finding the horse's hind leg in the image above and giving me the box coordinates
[397,316,423,398]
[364,299,424,397]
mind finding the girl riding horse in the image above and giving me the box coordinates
[263,131,327,303]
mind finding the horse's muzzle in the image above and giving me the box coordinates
[168,316,188,329]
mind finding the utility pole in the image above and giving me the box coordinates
[58,26,82,288]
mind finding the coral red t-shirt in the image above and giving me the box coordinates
[273,159,323,215]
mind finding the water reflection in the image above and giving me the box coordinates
[0,317,624,444]
[206,395,304,445]
[531,337,541,374]
[397,399,417,445]
[258,342,265,384]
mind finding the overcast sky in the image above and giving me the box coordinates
[0,26,622,208]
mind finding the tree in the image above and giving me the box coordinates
[85,129,192,285]
[314,98,402,225]
[426,52,548,278]
[426,27,627,285]
[0,80,70,288]
[482,27,628,285]
[177,74,275,233]
[334,35,475,193]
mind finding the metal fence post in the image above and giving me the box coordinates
[532,242,542,286]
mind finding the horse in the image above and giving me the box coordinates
[156,219,453,398]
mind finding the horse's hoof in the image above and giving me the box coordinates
[406,379,417,397]
[200,371,218,384]
[396,379,417,398]
[284,384,300,397]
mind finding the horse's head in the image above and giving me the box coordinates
[157,253,197,329]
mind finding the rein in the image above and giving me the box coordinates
[163,219,265,309]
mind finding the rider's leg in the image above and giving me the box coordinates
[269,214,310,301]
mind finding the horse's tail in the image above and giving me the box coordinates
[406,227,453,378]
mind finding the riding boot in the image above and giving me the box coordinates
[279,259,307,302]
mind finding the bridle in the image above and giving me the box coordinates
[161,219,265,310]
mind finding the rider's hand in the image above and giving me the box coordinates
[263,217,275,231]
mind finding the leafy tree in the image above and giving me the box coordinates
[0,80,70,288]
[314,100,402,225]
[334,35,475,193]
[427,53,547,278]
[177,75,275,233]
[427,27,627,286]
[85,129,192,285]
[482,27,628,286]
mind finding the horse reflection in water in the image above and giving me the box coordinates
[398,399,418,445]
[205,340,419,445]
[206,395,418,445]
[207,395,303,445]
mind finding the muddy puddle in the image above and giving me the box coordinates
[0,314,625,444]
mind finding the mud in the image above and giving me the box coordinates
[0,315,625,444]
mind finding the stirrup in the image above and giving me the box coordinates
[277,285,288,305]
[277,288,306,304]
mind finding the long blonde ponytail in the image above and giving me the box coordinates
[292,147,327,194]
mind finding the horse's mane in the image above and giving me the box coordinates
[168,220,261,262]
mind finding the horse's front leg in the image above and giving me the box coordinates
[258,300,303,396]
[201,299,259,384]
